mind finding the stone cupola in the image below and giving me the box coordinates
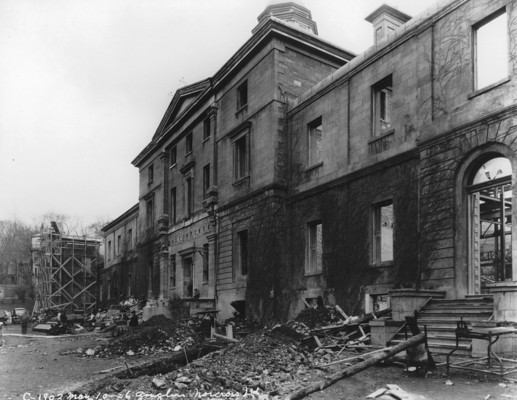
[365,4,411,45]
[252,2,318,35]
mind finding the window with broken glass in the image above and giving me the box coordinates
[306,221,322,274]
[308,117,323,167]
[372,201,393,264]
[372,75,393,137]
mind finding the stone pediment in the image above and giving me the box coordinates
[153,79,211,140]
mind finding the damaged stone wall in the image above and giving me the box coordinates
[289,156,419,315]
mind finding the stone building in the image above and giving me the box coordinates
[98,204,139,307]
[106,0,517,331]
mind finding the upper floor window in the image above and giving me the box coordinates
[474,9,508,90]
[146,197,154,229]
[372,75,393,137]
[127,229,133,250]
[185,132,193,155]
[170,146,177,167]
[170,187,177,224]
[372,200,394,264]
[148,164,154,184]
[308,117,323,166]
[237,80,248,110]
[117,235,121,255]
[306,221,322,274]
[233,133,249,180]
[203,164,211,196]
[203,118,211,141]
[108,240,112,261]
[186,177,193,218]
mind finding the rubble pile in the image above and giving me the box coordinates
[286,306,341,335]
[92,315,203,358]
[120,329,322,398]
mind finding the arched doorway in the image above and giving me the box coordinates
[467,156,512,293]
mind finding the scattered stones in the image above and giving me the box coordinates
[152,377,166,388]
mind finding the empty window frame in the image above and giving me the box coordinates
[233,133,249,180]
[148,164,154,184]
[306,221,323,274]
[203,118,211,141]
[170,146,177,167]
[308,117,323,166]
[238,230,249,276]
[237,80,248,110]
[372,201,394,264]
[183,257,193,298]
[170,187,177,224]
[372,75,393,137]
[127,229,133,250]
[203,164,211,196]
[185,132,193,154]
[474,9,508,90]
[169,255,176,288]
[203,243,209,283]
[146,197,154,228]
[186,177,193,218]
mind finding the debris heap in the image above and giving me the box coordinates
[120,329,318,397]
[94,315,203,358]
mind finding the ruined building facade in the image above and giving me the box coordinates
[103,0,517,324]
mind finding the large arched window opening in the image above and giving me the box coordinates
[467,156,512,293]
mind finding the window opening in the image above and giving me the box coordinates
[308,117,323,166]
[468,157,512,292]
[372,201,393,263]
[306,222,323,273]
[372,75,393,137]
[474,9,508,89]
[237,81,248,110]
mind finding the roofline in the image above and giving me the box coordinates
[101,203,139,233]
[152,78,212,140]
[288,0,465,116]
[132,18,356,168]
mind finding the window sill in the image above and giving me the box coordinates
[370,261,394,268]
[468,77,511,99]
[169,163,177,170]
[232,175,250,187]
[368,128,395,144]
[305,162,323,173]
[304,271,323,277]
[235,104,248,117]
[203,136,210,144]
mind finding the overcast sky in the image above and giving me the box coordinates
[0,0,439,228]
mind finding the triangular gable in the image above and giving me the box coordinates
[153,79,211,140]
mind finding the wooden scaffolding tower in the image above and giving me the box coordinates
[32,223,100,312]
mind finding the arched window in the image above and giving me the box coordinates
[468,156,512,292]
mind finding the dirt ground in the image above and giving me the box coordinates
[1,323,517,400]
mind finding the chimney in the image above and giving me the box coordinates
[365,4,411,45]
[252,2,318,35]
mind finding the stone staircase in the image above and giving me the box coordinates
[390,296,494,358]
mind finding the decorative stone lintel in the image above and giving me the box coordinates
[389,289,446,321]
[487,281,517,323]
